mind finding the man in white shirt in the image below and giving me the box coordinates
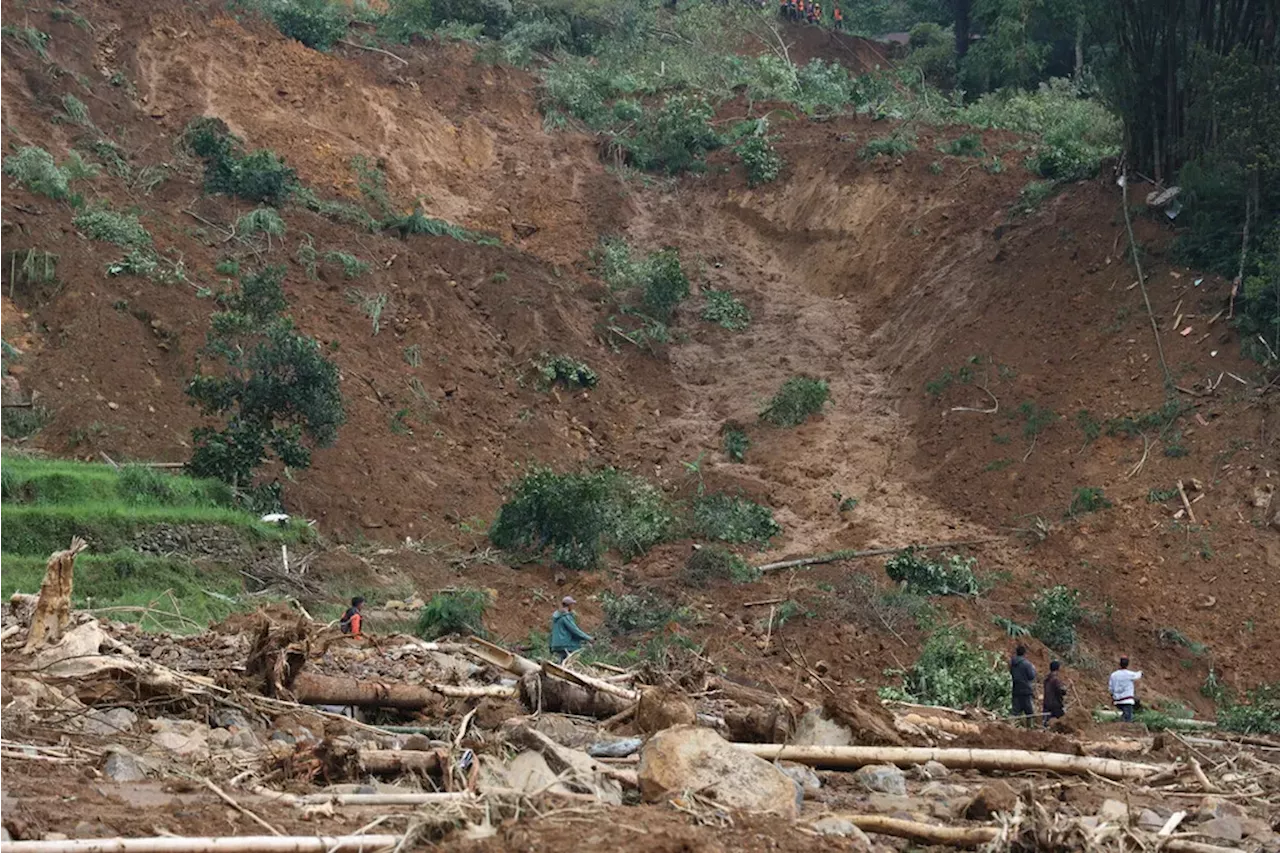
[1108,656,1143,722]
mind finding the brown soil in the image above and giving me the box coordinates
[2,0,1279,832]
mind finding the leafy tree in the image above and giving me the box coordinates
[186,266,344,489]
[960,0,1049,93]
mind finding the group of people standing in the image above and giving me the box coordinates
[1010,646,1145,726]
[779,0,844,29]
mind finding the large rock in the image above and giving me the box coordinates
[103,749,149,783]
[793,709,854,747]
[507,751,570,795]
[776,761,821,795]
[808,816,874,850]
[635,687,696,733]
[83,708,138,737]
[962,781,1018,820]
[638,725,800,818]
[1198,816,1244,842]
[854,764,906,795]
[1098,799,1129,823]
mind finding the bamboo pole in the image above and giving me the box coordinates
[4,836,402,853]
[289,672,513,708]
[755,537,1007,573]
[465,636,540,676]
[737,744,1164,781]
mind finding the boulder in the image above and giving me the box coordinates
[1098,799,1129,823]
[915,760,949,780]
[638,725,800,818]
[776,761,821,795]
[103,749,148,783]
[854,764,906,795]
[1137,808,1165,830]
[636,687,696,733]
[793,709,854,747]
[1197,816,1243,842]
[508,751,570,795]
[1197,796,1246,822]
[962,781,1017,820]
[808,816,874,850]
[82,708,138,737]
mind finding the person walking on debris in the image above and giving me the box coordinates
[1109,656,1143,722]
[1009,644,1037,726]
[340,596,365,637]
[550,596,593,663]
[1043,660,1067,727]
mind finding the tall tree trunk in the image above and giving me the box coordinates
[954,0,972,59]
[1075,13,1085,81]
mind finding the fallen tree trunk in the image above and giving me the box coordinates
[289,672,512,708]
[1095,710,1215,729]
[5,836,403,853]
[254,788,471,807]
[357,749,443,777]
[756,537,1007,573]
[465,636,540,676]
[519,671,631,718]
[737,744,1164,781]
[542,661,640,702]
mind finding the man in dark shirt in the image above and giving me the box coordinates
[1043,660,1067,726]
[1009,645,1036,726]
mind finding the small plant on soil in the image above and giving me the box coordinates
[721,423,750,462]
[73,208,152,249]
[1156,627,1209,657]
[1147,485,1179,503]
[760,376,830,427]
[236,208,286,244]
[879,626,1011,712]
[600,590,686,635]
[183,117,298,205]
[1067,486,1111,517]
[1075,410,1101,444]
[382,207,499,244]
[691,492,781,545]
[701,289,751,331]
[534,353,598,390]
[861,129,917,159]
[345,288,389,334]
[737,135,783,187]
[267,0,350,50]
[884,547,979,597]
[416,589,489,639]
[939,133,985,157]
[680,545,759,588]
[323,251,370,280]
[1031,585,1084,651]
[488,467,673,569]
[992,615,1030,637]
[2,25,51,58]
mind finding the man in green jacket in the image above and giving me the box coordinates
[550,596,593,662]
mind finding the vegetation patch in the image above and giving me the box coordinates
[534,353,598,390]
[761,376,830,427]
[183,117,298,205]
[736,134,783,187]
[415,589,489,639]
[2,146,96,202]
[1031,585,1084,652]
[721,423,750,463]
[691,492,780,545]
[1068,486,1111,518]
[884,547,979,596]
[489,467,673,570]
[701,289,751,331]
[879,626,1011,712]
[680,545,758,587]
[600,589,687,636]
[73,208,152,249]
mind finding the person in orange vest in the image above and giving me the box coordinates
[833,5,843,29]
[340,596,365,637]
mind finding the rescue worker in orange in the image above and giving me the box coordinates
[833,5,843,29]
[340,596,365,638]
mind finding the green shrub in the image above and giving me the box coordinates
[1031,585,1084,651]
[640,248,689,321]
[382,208,500,244]
[323,251,369,279]
[701,289,750,331]
[940,133,985,157]
[680,545,759,587]
[880,626,1011,712]
[1068,486,1111,517]
[721,424,750,463]
[2,406,51,440]
[73,208,152,249]
[884,547,979,596]
[691,492,780,545]
[618,93,722,175]
[236,208,286,241]
[738,135,783,187]
[345,288,388,334]
[535,353,598,390]
[861,129,917,159]
[488,467,673,569]
[2,146,85,201]
[415,588,489,638]
[269,0,350,50]
[1,25,51,58]
[1217,683,1280,734]
[600,589,685,635]
[761,376,830,426]
[183,118,297,205]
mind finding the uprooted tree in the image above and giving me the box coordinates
[186,265,345,505]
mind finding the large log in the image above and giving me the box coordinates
[737,744,1164,781]
[841,815,995,848]
[357,749,443,776]
[542,661,640,702]
[289,672,512,708]
[518,672,631,718]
